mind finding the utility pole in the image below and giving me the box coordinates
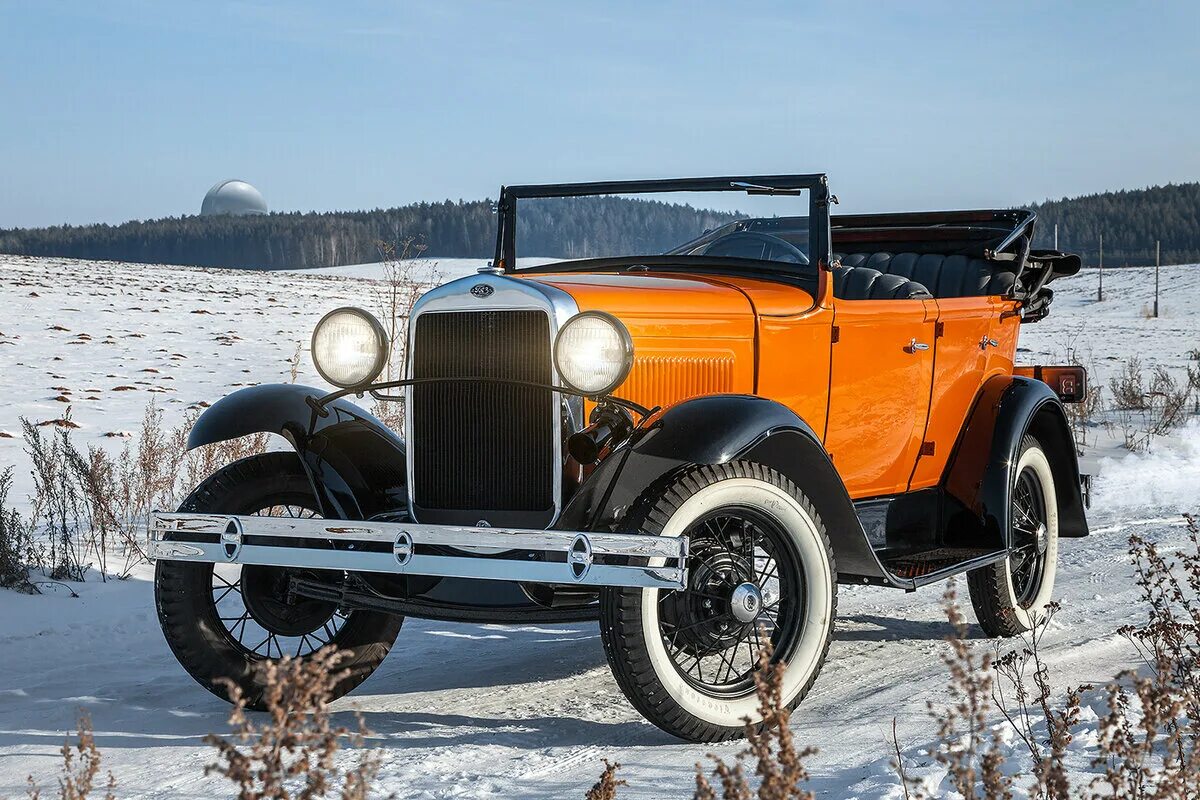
[1054,223,1059,250]
[1098,233,1103,302]
[1154,240,1160,318]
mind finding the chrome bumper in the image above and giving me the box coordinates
[148,512,687,590]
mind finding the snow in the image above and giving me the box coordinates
[1,255,1198,797]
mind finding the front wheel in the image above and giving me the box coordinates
[967,435,1060,637]
[599,462,836,743]
[154,452,403,709]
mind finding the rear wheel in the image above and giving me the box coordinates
[968,436,1060,636]
[599,462,836,743]
[154,452,402,708]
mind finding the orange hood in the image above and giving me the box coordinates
[522,271,759,407]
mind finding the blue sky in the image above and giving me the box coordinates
[2,1,1198,228]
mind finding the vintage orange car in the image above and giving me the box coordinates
[150,175,1089,742]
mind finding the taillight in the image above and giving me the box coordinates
[1014,365,1088,403]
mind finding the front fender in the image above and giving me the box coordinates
[943,376,1088,549]
[188,384,406,520]
[558,394,894,585]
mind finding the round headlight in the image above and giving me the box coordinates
[311,307,389,388]
[554,312,634,395]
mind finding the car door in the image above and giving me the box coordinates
[824,298,936,498]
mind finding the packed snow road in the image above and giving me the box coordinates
[1,255,1198,796]
[0,501,1195,797]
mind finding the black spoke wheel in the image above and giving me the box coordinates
[1008,468,1048,607]
[155,453,403,709]
[209,503,349,661]
[600,462,836,743]
[658,506,803,695]
[967,435,1060,637]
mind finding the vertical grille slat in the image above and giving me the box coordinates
[411,311,555,523]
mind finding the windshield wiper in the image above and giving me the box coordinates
[730,181,806,195]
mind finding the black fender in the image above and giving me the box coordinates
[187,384,406,521]
[557,394,893,585]
[942,375,1088,550]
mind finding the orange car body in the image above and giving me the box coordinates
[531,272,1019,500]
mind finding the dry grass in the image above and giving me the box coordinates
[21,415,86,581]
[8,399,266,582]
[692,638,815,800]
[1107,358,1195,451]
[1109,357,1149,411]
[26,713,116,800]
[584,761,625,800]
[1145,365,1192,438]
[205,647,384,800]
[0,465,38,593]
[369,239,440,433]
[895,514,1200,798]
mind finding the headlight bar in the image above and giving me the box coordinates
[148,511,688,591]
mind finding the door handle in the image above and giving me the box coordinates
[905,338,930,353]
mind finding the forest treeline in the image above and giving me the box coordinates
[0,197,739,270]
[1,182,1197,269]
[1028,181,1200,265]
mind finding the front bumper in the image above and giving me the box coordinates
[148,512,688,591]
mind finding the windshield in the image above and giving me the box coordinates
[501,180,822,271]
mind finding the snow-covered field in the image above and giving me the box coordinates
[1,254,1198,797]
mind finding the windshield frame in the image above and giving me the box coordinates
[494,174,834,275]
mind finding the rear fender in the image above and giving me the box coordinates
[942,375,1088,549]
[558,394,894,585]
[188,384,406,520]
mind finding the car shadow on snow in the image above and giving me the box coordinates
[352,709,661,750]
[361,619,608,693]
[834,613,981,642]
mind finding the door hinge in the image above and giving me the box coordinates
[919,441,936,457]
[934,321,945,338]
[831,325,840,344]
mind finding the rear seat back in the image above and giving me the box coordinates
[831,264,931,300]
[837,252,1016,298]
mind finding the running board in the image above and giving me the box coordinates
[881,548,1008,590]
[148,512,688,591]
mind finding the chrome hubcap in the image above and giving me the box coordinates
[730,582,763,623]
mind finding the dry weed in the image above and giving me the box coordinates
[369,239,440,432]
[0,465,38,592]
[693,637,815,800]
[21,416,85,580]
[26,713,116,800]
[1109,357,1148,411]
[205,647,384,799]
[912,581,1011,800]
[584,760,625,800]
[1145,366,1192,438]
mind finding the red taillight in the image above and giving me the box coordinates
[1014,365,1088,403]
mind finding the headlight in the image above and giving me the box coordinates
[311,307,389,388]
[554,312,634,395]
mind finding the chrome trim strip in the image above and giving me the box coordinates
[403,273,581,528]
[148,512,687,591]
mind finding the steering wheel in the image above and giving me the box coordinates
[700,231,809,265]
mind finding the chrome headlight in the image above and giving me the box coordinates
[311,307,389,388]
[554,311,634,395]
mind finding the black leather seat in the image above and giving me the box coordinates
[832,263,932,300]
[837,252,1016,298]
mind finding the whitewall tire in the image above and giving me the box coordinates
[599,461,836,742]
[968,436,1060,636]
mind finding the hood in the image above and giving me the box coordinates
[524,272,756,340]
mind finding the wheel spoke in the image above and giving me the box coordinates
[212,584,239,605]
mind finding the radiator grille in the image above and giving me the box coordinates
[411,311,555,521]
